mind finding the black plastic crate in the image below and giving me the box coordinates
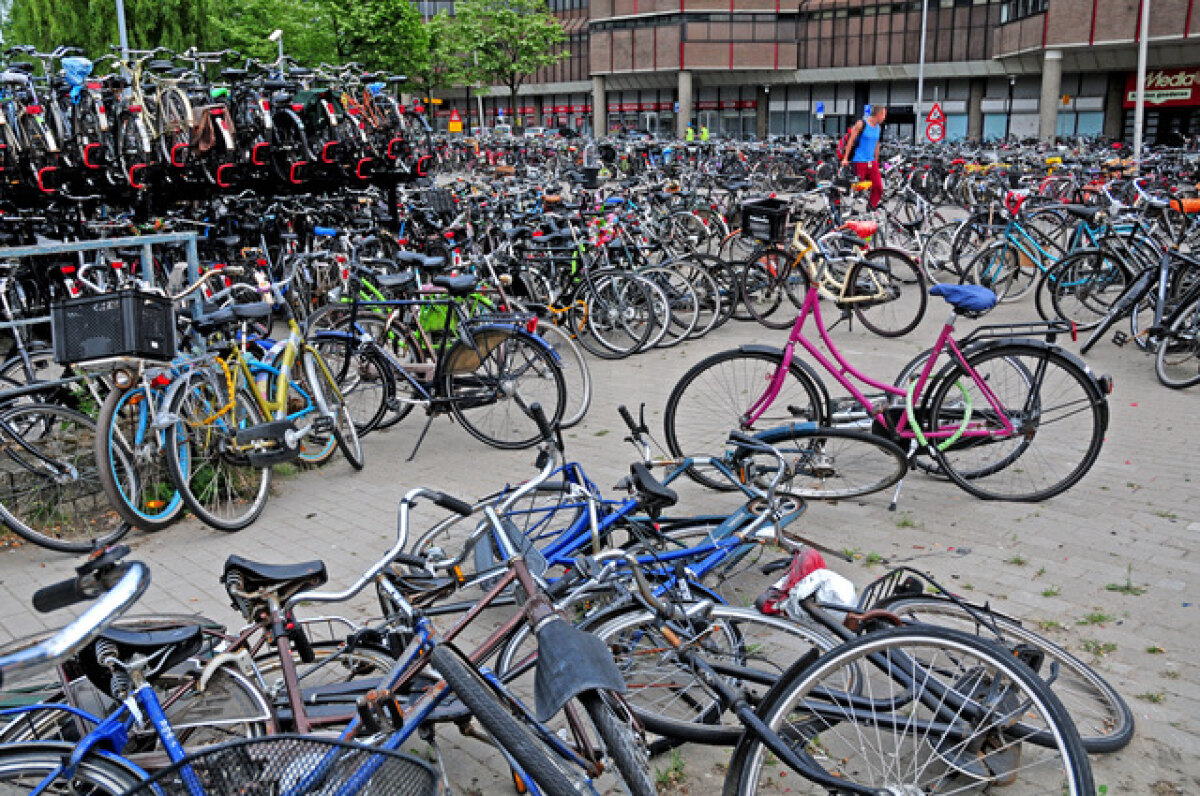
[51,290,177,365]
[741,197,790,242]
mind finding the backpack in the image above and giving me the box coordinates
[835,121,862,162]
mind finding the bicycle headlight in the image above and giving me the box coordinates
[112,368,134,390]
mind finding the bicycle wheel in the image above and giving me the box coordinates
[429,643,590,796]
[579,691,654,796]
[0,743,143,794]
[928,344,1107,502]
[1155,298,1200,389]
[446,329,566,450]
[846,247,927,338]
[1078,266,1157,355]
[533,323,592,428]
[1042,249,1136,330]
[921,220,966,285]
[303,349,364,470]
[590,604,838,746]
[881,596,1134,754]
[638,266,698,347]
[664,349,828,490]
[741,425,908,501]
[739,248,795,329]
[95,384,184,533]
[308,328,396,435]
[0,403,130,554]
[165,370,272,532]
[635,273,674,351]
[723,626,1094,796]
[581,272,656,359]
[963,240,1020,302]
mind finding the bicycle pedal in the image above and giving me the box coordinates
[313,415,335,435]
[1112,330,1129,347]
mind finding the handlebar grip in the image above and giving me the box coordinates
[618,405,638,434]
[32,577,83,614]
[529,402,553,442]
[393,552,429,569]
[432,492,473,517]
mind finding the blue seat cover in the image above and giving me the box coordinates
[928,283,997,313]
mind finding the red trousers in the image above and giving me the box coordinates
[854,160,883,209]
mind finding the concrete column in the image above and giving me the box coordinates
[756,86,769,140]
[677,70,693,139]
[1103,71,1126,140]
[1039,50,1063,142]
[592,76,606,138]
[967,78,985,141]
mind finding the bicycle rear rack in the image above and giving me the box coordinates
[958,319,1075,346]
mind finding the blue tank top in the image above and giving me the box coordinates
[852,119,881,162]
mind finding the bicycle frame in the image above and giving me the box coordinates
[743,283,1016,447]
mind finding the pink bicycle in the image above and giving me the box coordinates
[664,228,1113,503]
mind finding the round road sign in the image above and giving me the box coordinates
[926,121,945,143]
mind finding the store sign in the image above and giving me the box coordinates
[1124,67,1200,108]
[739,100,757,110]
[554,105,568,114]
[696,100,719,110]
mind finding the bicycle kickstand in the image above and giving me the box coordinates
[891,439,922,512]
[406,412,436,462]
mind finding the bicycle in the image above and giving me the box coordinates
[665,272,1112,503]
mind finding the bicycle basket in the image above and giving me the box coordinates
[120,735,439,796]
[741,197,789,242]
[50,289,176,365]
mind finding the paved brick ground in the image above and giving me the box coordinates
[1,295,1196,793]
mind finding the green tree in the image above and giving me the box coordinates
[451,0,567,127]
[4,0,214,62]
[210,0,337,68]
[333,0,427,76]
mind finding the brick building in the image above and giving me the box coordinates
[421,0,1200,142]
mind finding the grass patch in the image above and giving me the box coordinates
[1005,555,1027,566]
[894,513,918,529]
[654,749,686,792]
[1041,586,1061,598]
[1081,639,1117,658]
[1105,564,1146,596]
[1077,611,1114,626]
[1145,645,1165,655]
[1034,619,1064,632]
[1135,691,1165,704]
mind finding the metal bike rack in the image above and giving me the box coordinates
[0,232,204,331]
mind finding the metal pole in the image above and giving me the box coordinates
[915,0,929,143]
[1133,0,1152,171]
[115,0,131,66]
[277,36,284,64]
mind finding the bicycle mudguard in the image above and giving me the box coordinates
[471,323,561,363]
[735,344,831,423]
[532,618,626,722]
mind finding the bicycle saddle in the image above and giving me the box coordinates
[431,274,478,296]
[146,59,176,73]
[840,220,878,240]
[373,270,418,291]
[394,251,445,269]
[929,283,997,315]
[223,555,328,596]
[78,624,204,697]
[628,462,678,514]
[1064,204,1103,221]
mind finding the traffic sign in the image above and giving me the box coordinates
[815,101,824,114]
[926,121,945,143]
[448,108,462,133]
[926,102,945,124]
[674,101,680,113]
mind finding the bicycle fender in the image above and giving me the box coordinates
[734,345,831,423]
[197,649,256,693]
[533,618,625,722]
[475,324,562,363]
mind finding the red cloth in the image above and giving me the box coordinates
[855,160,883,209]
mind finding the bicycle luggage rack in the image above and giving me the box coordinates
[0,232,204,367]
[958,319,1075,347]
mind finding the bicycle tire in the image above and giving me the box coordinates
[635,272,675,351]
[741,425,908,501]
[723,626,1094,796]
[881,596,1134,754]
[589,604,838,746]
[929,344,1106,502]
[1041,249,1135,330]
[846,247,927,338]
[1154,298,1200,389]
[0,403,131,554]
[664,348,829,491]
[579,691,654,796]
[164,371,272,532]
[580,271,656,359]
[0,743,144,794]
[446,328,566,450]
[963,240,1020,301]
[95,384,184,532]
[638,266,698,347]
[429,643,588,796]
[303,349,364,470]
[533,323,592,428]
[309,328,396,435]
[739,247,796,329]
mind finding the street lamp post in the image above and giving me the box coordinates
[115,0,131,69]
[1005,75,1015,141]
[915,0,929,143]
[268,29,284,66]
[1132,0,1152,171]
